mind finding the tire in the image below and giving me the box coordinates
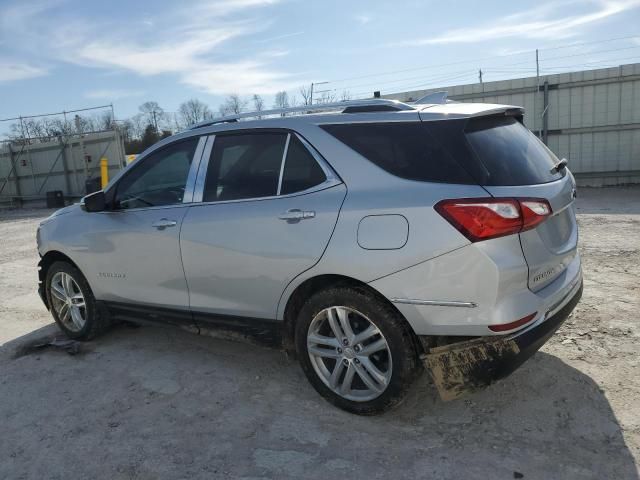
[295,286,421,415]
[45,261,111,340]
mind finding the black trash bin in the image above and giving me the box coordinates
[85,177,101,195]
[46,190,65,208]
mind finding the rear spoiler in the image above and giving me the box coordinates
[419,103,524,120]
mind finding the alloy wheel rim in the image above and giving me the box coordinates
[50,272,87,332]
[307,306,392,402]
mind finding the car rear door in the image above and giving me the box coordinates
[463,115,579,291]
[180,131,346,321]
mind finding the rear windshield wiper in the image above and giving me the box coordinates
[550,158,568,174]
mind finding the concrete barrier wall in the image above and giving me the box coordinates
[0,130,126,204]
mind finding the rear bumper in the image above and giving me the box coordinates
[424,278,582,401]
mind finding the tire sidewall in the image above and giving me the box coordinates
[45,261,97,340]
[295,286,420,415]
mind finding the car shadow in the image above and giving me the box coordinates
[1,323,637,479]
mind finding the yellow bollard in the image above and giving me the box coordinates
[100,158,109,189]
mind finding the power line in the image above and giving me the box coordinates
[328,68,476,93]
[326,45,640,98]
[324,50,533,85]
[350,71,478,98]
[319,34,640,91]
[541,55,640,71]
[0,104,113,123]
[537,33,640,52]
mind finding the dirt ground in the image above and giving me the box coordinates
[1,187,639,480]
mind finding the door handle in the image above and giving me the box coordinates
[152,218,177,229]
[278,209,316,222]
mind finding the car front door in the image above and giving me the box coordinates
[180,131,346,322]
[82,136,203,320]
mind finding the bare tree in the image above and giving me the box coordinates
[178,99,212,127]
[118,119,135,143]
[273,91,289,109]
[340,90,352,101]
[138,101,164,131]
[317,90,337,104]
[219,94,247,116]
[96,110,114,130]
[299,85,312,105]
[252,94,265,113]
[129,114,147,139]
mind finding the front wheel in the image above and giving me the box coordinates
[45,261,110,340]
[295,286,421,415]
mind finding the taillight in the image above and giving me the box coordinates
[435,197,552,242]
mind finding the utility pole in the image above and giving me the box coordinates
[478,69,483,84]
[310,81,328,105]
[152,110,158,132]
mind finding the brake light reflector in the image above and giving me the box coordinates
[434,197,552,242]
[488,312,537,332]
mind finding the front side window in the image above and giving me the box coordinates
[115,138,198,210]
[203,133,287,202]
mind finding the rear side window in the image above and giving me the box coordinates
[465,116,563,185]
[281,136,327,195]
[203,133,287,202]
[320,123,474,184]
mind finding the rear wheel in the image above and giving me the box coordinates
[45,261,110,340]
[295,286,421,415]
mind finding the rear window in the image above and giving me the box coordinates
[465,116,563,186]
[320,123,474,184]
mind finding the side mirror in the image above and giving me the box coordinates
[82,190,107,212]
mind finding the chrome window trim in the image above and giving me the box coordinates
[182,136,208,204]
[314,119,421,125]
[293,132,340,185]
[193,135,215,203]
[390,298,478,308]
[188,182,342,209]
[97,203,193,214]
[190,130,342,206]
[276,133,291,196]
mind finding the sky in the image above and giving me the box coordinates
[1,0,640,131]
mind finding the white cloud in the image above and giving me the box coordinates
[355,14,372,25]
[187,61,293,94]
[391,0,640,46]
[0,0,294,94]
[84,89,145,100]
[74,25,249,76]
[254,31,304,44]
[0,61,47,82]
[192,0,281,17]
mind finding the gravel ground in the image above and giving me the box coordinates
[1,187,639,480]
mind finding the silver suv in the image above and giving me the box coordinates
[36,99,583,414]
